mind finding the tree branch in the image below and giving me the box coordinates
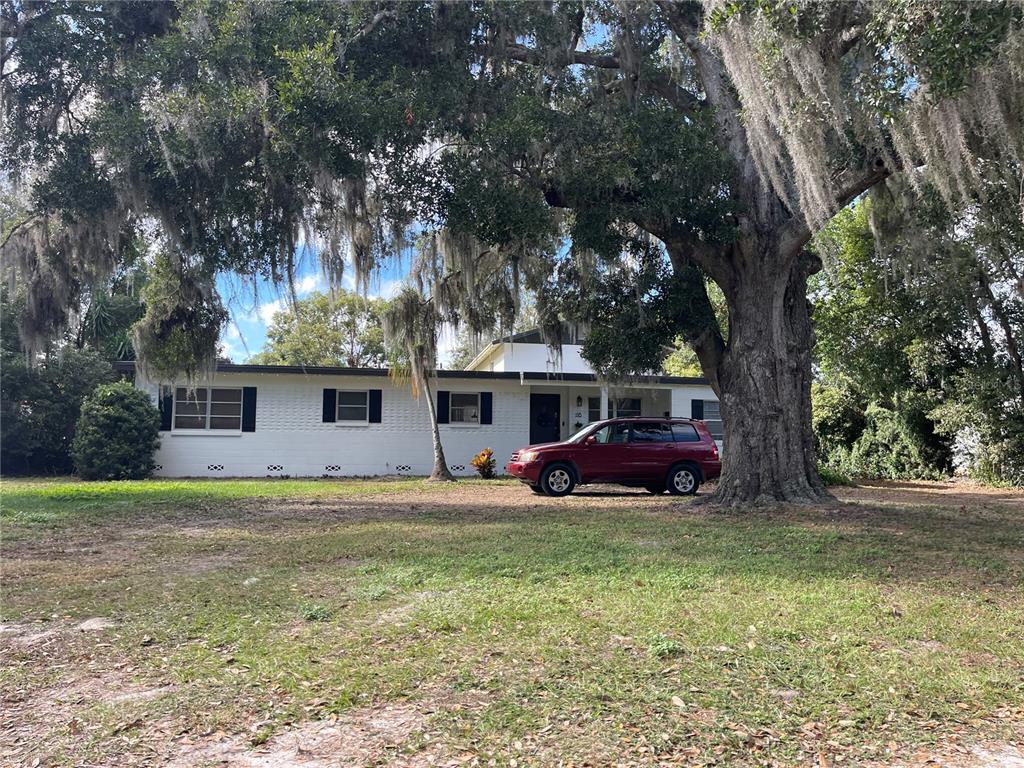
[776,157,892,259]
[0,213,41,252]
[500,41,705,115]
[502,42,621,70]
[665,245,725,395]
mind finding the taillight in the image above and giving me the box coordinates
[711,442,719,458]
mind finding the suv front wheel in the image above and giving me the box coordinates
[540,464,576,497]
[666,464,700,496]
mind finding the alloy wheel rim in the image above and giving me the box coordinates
[548,469,570,492]
[674,470,694,492]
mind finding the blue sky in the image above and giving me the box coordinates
[215,250,462,365]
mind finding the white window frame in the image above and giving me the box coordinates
[336,389,370,424]
[172,386,243,434]
[449,392,481,425]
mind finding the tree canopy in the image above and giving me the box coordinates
[248,290,387,368]
[3,1,1022,502]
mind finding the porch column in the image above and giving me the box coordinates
[599,383,609,419]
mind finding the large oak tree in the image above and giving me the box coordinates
[2,1,1022,504]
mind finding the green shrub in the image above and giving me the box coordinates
[843,403,944,481]
[71,381,160,480]
[812,382,865,460]
[817,465,853,487]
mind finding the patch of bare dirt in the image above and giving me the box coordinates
[164,690,492,768]
[882,742,1024,767]
[375,591,442,625]
[836,479,1024,510]
[0,665,176,766]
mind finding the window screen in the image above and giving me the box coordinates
[337,390,369,422]
[450,392,480,423]
[702,400,724,440]
[174,387,242,430]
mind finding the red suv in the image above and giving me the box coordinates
[506,418,721,497]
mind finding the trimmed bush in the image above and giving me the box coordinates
[72,381,161,480]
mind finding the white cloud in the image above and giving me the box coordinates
[257,298,286,325]
[295,273,322,295]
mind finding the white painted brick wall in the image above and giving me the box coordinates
[137,371,717,477]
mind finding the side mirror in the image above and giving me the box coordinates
[584,434,597,445]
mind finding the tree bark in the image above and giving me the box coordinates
[704,243,832,506]
[416,368,455,482]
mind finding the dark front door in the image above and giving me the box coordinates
[529,394,561,445]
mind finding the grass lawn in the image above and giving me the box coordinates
[1,477,1022,766]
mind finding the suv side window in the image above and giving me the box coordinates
[672,423,700,442]
[592,422,631,444]
[632,422,675,442]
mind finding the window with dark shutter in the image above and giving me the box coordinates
[241,387,257,432]
[436,391,450,424]
[368,389,382,423]
[322,389,337,422]
[690,399,704,420]
[159,389,173,431]
[479,392,492,424]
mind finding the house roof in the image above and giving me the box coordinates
[113,360,708,387]
[464,323,585,370]
[487,321,588,346]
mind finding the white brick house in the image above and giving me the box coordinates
[118,330,720,478]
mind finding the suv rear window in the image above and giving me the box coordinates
[672,424,700,442]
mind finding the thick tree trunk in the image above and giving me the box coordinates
[417,370,455,482]
[710,247,832,507]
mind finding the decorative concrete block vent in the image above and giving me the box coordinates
[395,464,412,473]
[449,465,466,472]
[266,465,284,472]
[207,464,224,472]
[324,465,342,472]
[153,464,162,472]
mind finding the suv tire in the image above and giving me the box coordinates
[540,464,576,497]
[666,463,700,496]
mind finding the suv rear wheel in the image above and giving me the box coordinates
[540,464,576,497]
[666,464,699,496]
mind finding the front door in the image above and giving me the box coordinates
[529,394,561,444]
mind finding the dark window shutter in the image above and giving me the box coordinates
[322,389,337,422]
[691,399,704,420]
[159,389,173,431]
[436,390,450,424]
[242,387,257,432]
[368,389,382,423]
[480,392,493,425]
